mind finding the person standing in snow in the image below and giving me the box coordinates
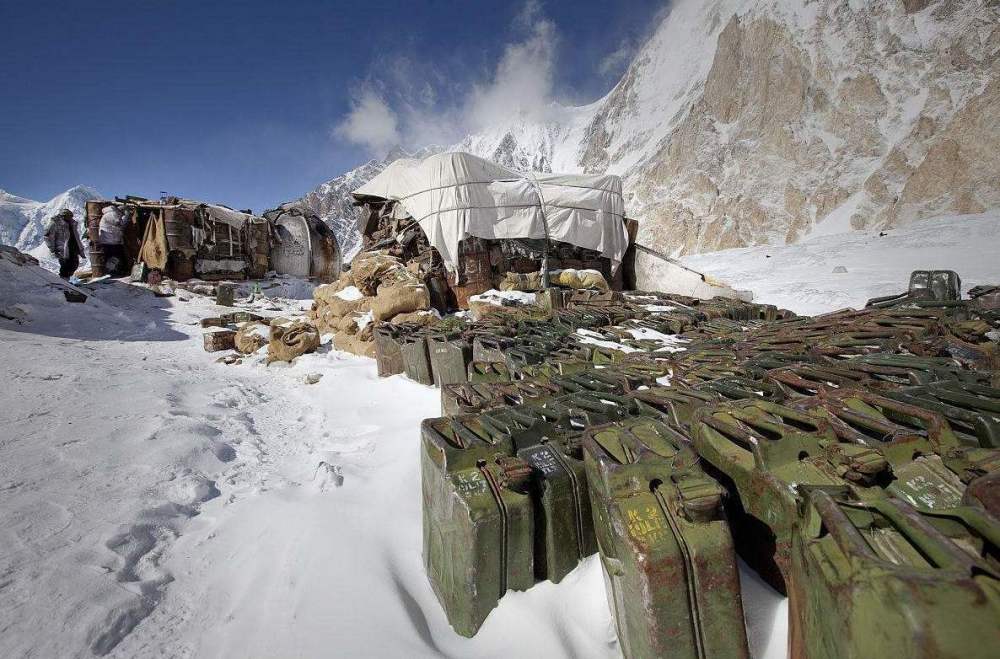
[44,208,86,279]
[98,204,129,275]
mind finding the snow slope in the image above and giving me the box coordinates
[0,185,101,253]
[681,211,1000,316]
[0,248,785,659]
[4,209,998,658]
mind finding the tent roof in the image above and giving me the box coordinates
[351,152,628,272]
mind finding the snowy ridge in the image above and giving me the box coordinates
[0,185,101,254]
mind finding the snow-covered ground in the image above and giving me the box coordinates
[7,210,997,659]
[681,212,1000,316]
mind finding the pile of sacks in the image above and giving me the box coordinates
[226,316,322,364]
[310,250,437,357]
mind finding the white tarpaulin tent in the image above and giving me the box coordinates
[352,152,629,273]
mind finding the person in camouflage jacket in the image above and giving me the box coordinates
[44,209,86,279]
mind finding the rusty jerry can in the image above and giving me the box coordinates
[788,487,1000,659]
[420,415,534,636]
[440,382,495,417]
[472,334,513,364]
[787,389,1000,514]
[885,380,1000,449]
[629,386,721,430]
[583,417,749,659]
[690,399,890,590]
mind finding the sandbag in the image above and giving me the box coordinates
[234,322,269,354]
[555,269,582,289]
[325,296,364,319]
[559,269,608,291]
[370,284,430,321]
[352,250,403,296]
[500,271,542,292]
[313,274,355,303]
[376,264,421,291]
[335,314,359,334]
[267,321,321,364]
[333,331,377,358]
[389,310,441,326]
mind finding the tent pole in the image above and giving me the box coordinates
[530,173,550,290]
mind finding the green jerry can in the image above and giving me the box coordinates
[789,388,1000,515]
[690,399,890,591]
[508,418,597,583]
[472,334,514,363]
[374,323,409,377]
[789,487,1000,659]
[629,386,721,430]
[506,345,550,377]
[583,417,750,659]
[763,363,876,398]
[421,416,534,637]
[490,380,563,410]
[696,375,785,404]
[401,332,435,386]
[428,333,472,386]
[440,382,500,417]
[467,360,512,383]
[885,380,1000,449]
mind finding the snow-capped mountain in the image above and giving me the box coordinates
[0,185,101,254]
[296,147,439,260]
[301,0,1000,258]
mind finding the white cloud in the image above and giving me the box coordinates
[464,0,558,132]
[333,89,401,155]
[598,39,636,79]
[333,1,563,156]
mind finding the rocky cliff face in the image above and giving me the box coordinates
[622,0,1000,255]
[300,0,1000,259]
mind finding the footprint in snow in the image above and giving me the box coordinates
[313,461,344,491]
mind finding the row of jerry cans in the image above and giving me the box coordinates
[686,393,1000,658]
[604,386,1000,658]
[421,390,753,658]
[423,376,1000,657]
[374,293,795,387]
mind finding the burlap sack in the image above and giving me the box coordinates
[335,314,358,334]
[376,264,421,291]
[555,270,581,289]
[351,251,403,296]
[234,322,269,354]
[333,331,377,358]
[327,296,364,319]
[500,271,542,292]
[267,321,321,364]
[370,284,430,321]
[574,269,609,291]
[389,310,440,326]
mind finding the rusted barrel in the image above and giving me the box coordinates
[85,200,107,276]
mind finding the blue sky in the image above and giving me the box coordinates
[1,0,666,212]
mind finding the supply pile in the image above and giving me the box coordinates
[389,271,1000,659]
